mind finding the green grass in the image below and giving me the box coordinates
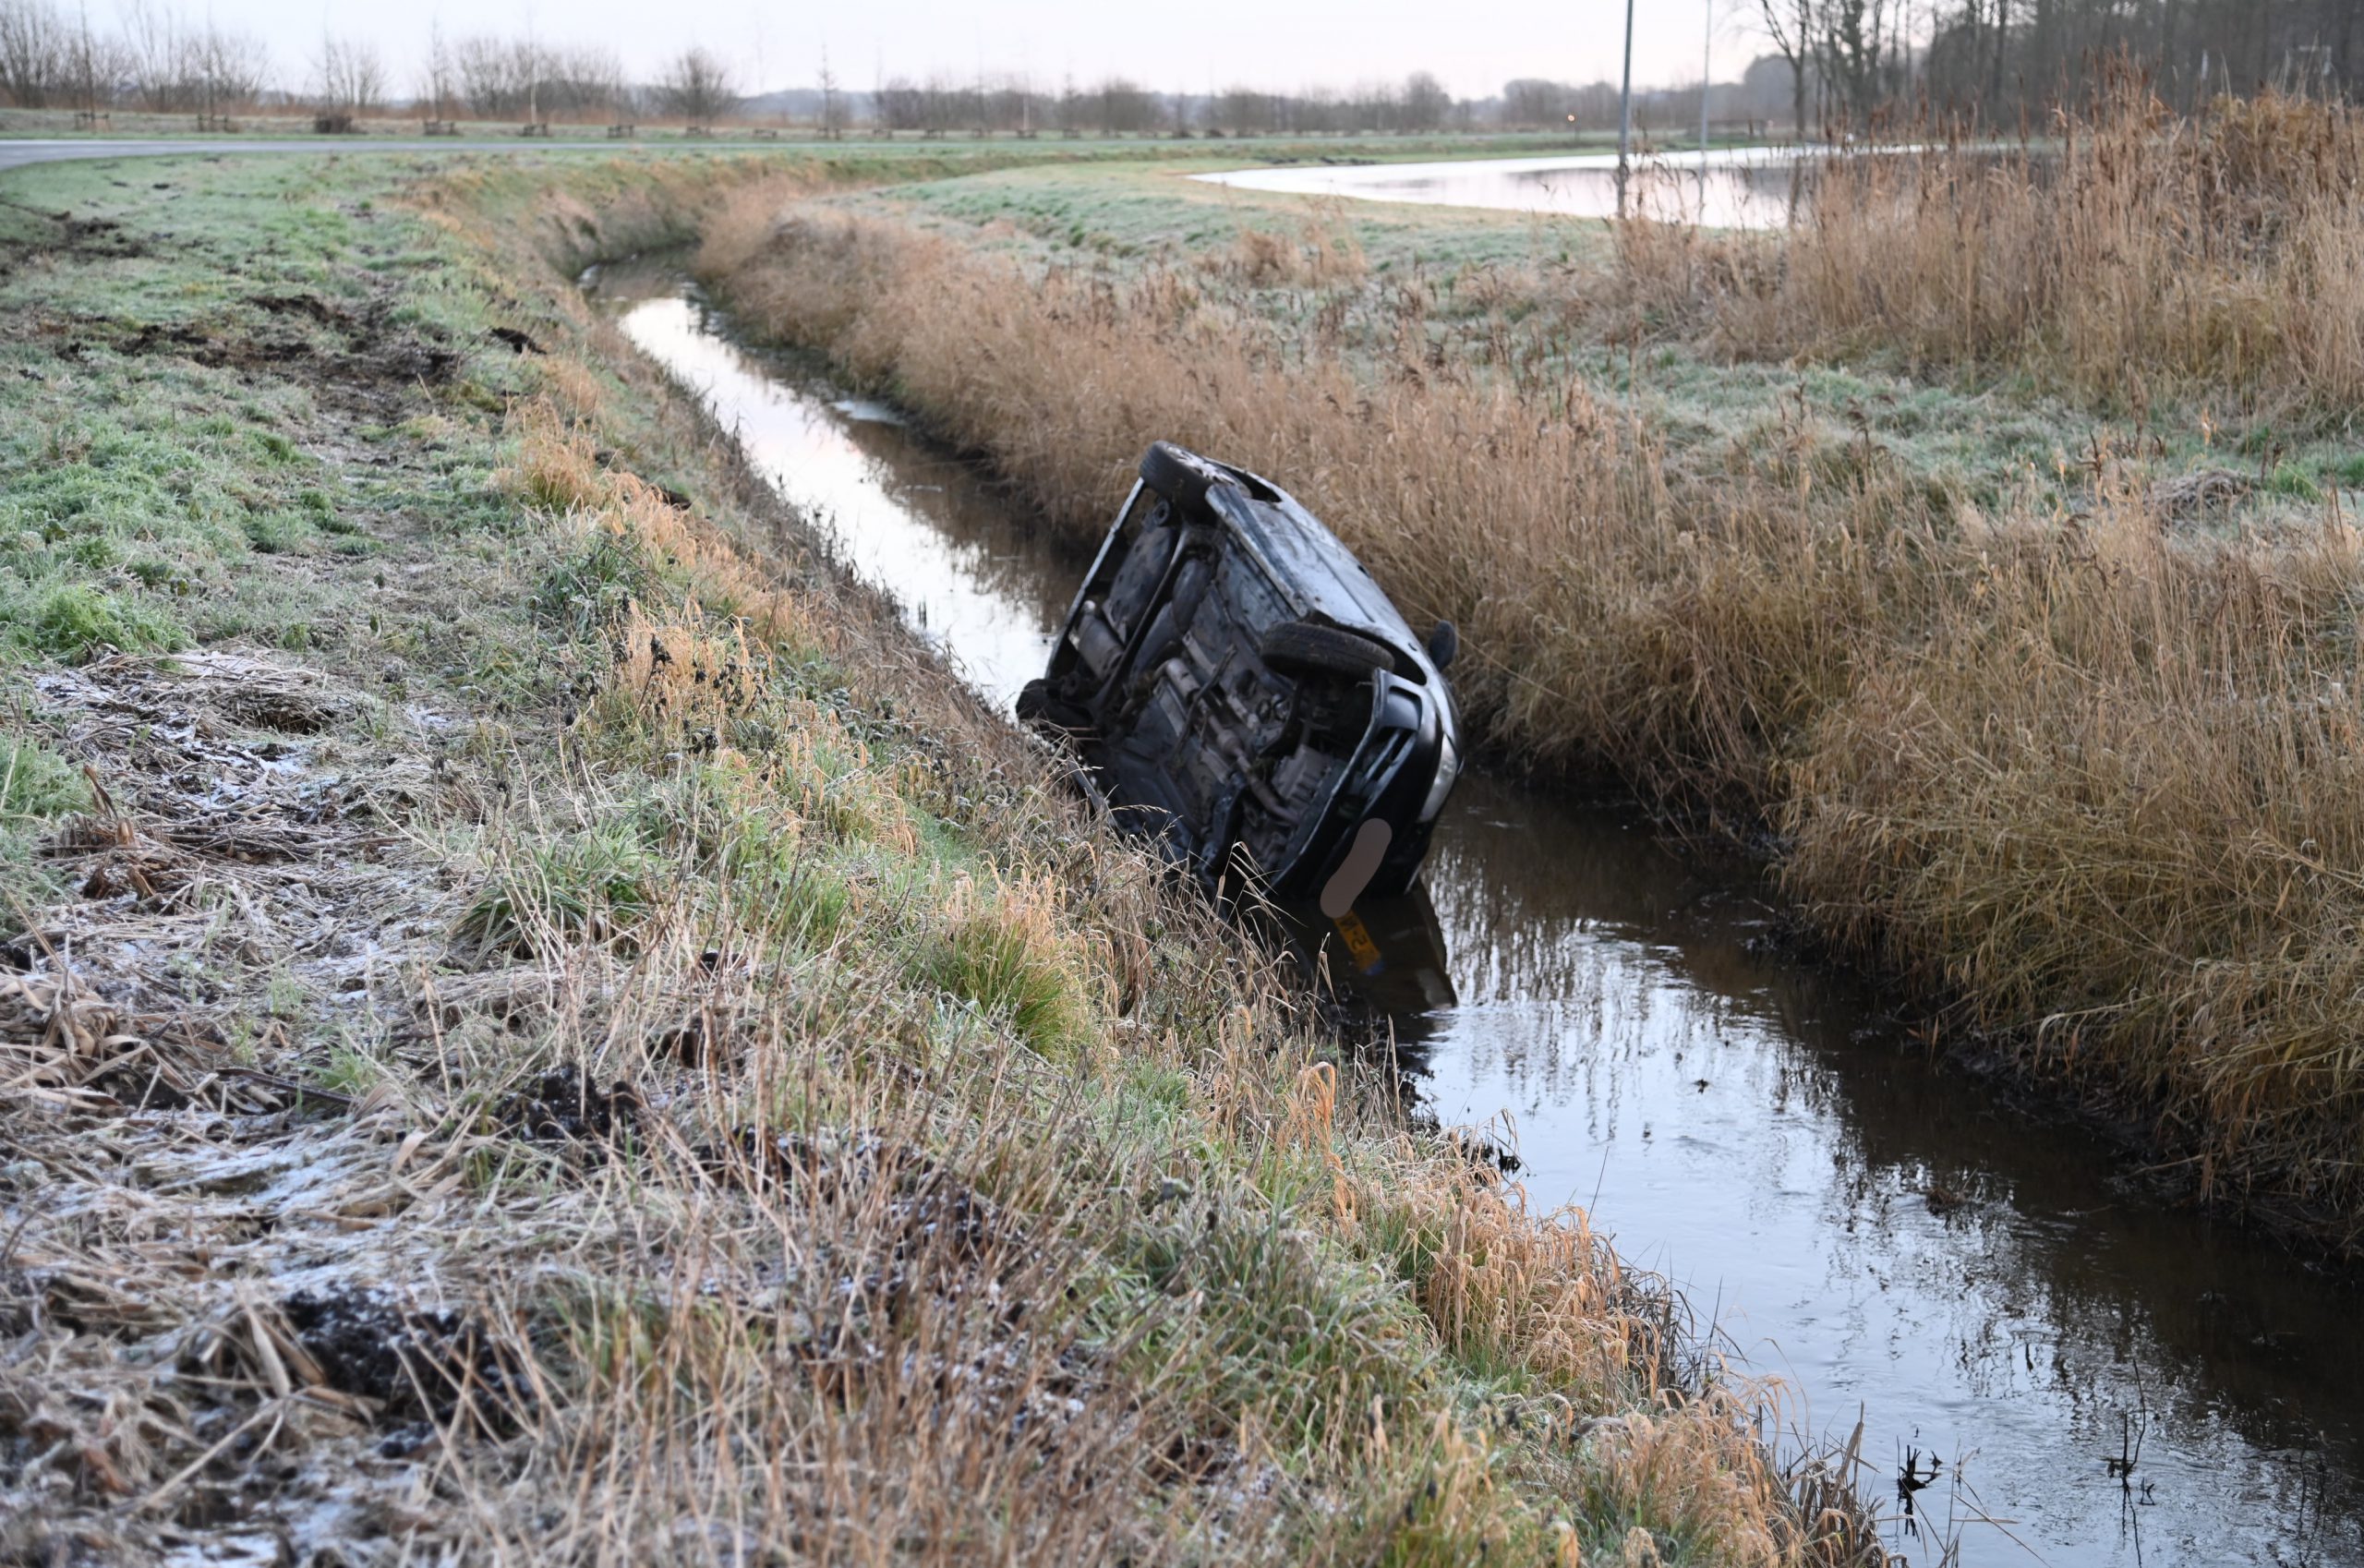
[1,730,86,823]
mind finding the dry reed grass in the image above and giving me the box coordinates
[1205,204,1369,291]
[1697,77,2364,420]
[698,168,2364,1246]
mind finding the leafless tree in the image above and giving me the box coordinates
[1818,0,1890,128]
[66,6,128,114]
[191,22,265,109]
[657,45,734,126]
[1755,0,1822,136]
[818,45,842,137]
[117,0,180,110]
[313,33,384,115]
[1092,76,1158,133]
[115,0,259,113]
[1919,0,2364,115]
[417,20,453,119]
[1401,69,1450,129]
[0,0,70,106]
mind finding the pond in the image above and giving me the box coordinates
[1195,146,1816,228]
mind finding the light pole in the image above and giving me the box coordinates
[1700,0,1714,212]
[1615,0,1636,217]
[1701,0,1713,163]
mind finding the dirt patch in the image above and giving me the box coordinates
[283,1289,527,1430]
[57,292,464,416]
[491,1064,645,1151]
[0,200,150,278]
[249,291,357,328]
[28,654,427,958]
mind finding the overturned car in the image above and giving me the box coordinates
[1019,442,1462,908]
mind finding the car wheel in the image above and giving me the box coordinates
[1259,620,1396,681]
[1018,677,1092,731]
[1139,441,1212,513]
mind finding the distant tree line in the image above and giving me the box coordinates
[0,0,737,126]
[1750,0,2364,139]
[1922,0,2362,115]
[0,0,266,113]
[871,72,1472,137]
[4,0,2356,131]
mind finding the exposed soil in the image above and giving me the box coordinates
[490,1063,645,1149]
[34,286,463,418]
[283,1289,526,1429]
[0,199,150,279]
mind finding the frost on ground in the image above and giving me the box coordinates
[1,647,497,1559]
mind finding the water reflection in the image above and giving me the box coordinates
[591,265,1074,709]
[597,266,2364,1568]
[1195,147,1813,229]
[1417,774,2364,1566]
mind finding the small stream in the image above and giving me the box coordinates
[590,260,2364,1568]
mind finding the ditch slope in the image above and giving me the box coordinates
[0,151,1863,1564]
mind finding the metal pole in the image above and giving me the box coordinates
[1701,0,1713,211]
[1702,0,1713,159]
[1616,0,1636,217]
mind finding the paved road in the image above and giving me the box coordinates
[0,137,782,175]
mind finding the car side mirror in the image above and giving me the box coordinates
[1427,620,1459,670]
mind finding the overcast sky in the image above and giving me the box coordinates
[254,0,1759,99]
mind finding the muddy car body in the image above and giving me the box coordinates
[1019,442,1462,904]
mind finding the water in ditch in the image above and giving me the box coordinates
[591,260,2364,1568]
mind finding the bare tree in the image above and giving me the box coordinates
[818,44,841,137]
[117,0,178,110]
[657,45,734,127]
[453,34,523,116]
[312,32,383,119]
[1755,0,1822,136]
[66,5,128,115]
[191,21,264,110]
[1818,0,1890,128]
[0,0,71,106]
[1092,76,1158,134]
[1401,69,1451,130]
[417,19,453,120]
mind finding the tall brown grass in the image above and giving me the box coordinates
[698,178,2364,1247]
[1703,79,2364,418]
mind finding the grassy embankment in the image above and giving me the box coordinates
[0,150,1873,1561]
[693,86,2364,1248]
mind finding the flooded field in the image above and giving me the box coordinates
[595,261,2364,1567]
[1195,146,1813,228]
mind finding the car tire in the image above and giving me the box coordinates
[1139,441,1212,513]
[1016,678,1088,731]
[1259,620,1395,681]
